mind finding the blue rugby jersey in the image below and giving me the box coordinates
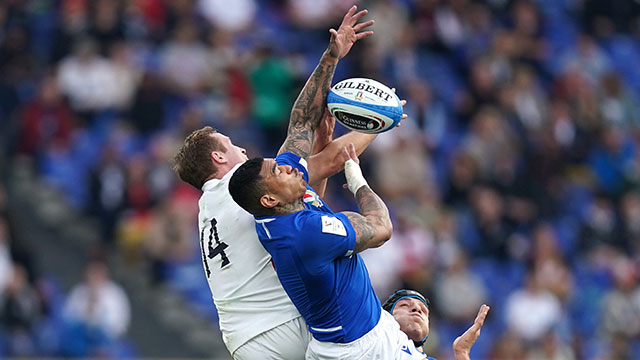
[254,152,381,343]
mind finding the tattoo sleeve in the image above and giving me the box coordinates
[278,51,338,159]
[343,186,392,253]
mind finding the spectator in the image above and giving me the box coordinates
[525,331,575,360]
[198,0,256,33]
[56,38,117,118]
[435,254,488,324]
[89,145,127,244]
[88,0,125,55]
[0,218,13,295]
[17,74,76,158]
[530,223,574,301]
[159,21,213,95]
[62,259,130,355]
[505,270,562,343]
[599,256,640,339]
[0,263,42,357]
[129,73,166,133]
[248,43,295,151]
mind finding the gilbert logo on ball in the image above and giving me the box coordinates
[327,78,403,134]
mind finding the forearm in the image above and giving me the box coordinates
[278,50,338,158]
[332,132,377,156]
[350,186,392,252]
[355,186,391,223]
[307,132,376,185]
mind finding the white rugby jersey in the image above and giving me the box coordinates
[198,164,301,354]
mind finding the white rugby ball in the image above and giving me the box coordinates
[327,78,403,134]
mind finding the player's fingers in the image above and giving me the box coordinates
[353,19,374,32]
[401,114,408,119]
[355,31,374,40]
[392,87,396,93]
[401,100,407,106]
[342,5,357,25]
[348,143,359,164]
[350,9,368,25]
[475,305,489,326]
[341,146,350,160]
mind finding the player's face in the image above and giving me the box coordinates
[211,133,248,166]
[260,158,307,204]
[392,298,429,343]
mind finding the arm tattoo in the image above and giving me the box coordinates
[344,186,392,253]
[279,53,337,159]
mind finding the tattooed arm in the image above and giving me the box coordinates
[278,5,374,159]
[339,143,392,253]
[277,51,337,158]
[342,186,393,253]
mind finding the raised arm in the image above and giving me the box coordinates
[339,144,393,253]
[452,304,490,360]
[308,108,336,196]
[278,5,374,159]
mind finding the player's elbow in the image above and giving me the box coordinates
[382,222,393,242]
[372,222,393,248]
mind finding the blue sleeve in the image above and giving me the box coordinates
[295,212,356,263]
[275,152,309,183]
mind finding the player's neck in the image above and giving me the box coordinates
[209,166,232,181]
[272,200,305,216]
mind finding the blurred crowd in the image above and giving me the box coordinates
[0,181,131,358]
[3,0,640,358]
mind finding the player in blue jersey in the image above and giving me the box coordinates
[172,6,384,359]
[383,289,490,360]
[229,140,424,359]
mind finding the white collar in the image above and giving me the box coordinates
[201,163,243,192]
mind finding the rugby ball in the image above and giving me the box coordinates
[327,78,403,134]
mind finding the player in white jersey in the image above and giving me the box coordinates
[382,289,491,360]
[173,6,379,359]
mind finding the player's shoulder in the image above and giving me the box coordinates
[294,211,348,237]
[276,152,308,169]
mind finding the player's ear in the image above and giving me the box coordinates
[260,194,278,209]
[211,151,226,164]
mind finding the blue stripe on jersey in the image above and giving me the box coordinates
[253,153,382,343]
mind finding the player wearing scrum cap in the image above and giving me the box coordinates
[173,6,381,359]
[383,289,490,360]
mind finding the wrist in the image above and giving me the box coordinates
[323,49,340,63]
[344,159,367,195]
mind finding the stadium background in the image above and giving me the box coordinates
[1,0,640,358]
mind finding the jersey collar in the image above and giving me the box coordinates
[201,163,244,192]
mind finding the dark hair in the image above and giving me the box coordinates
[173,126,226,189]
[229,157,267,216]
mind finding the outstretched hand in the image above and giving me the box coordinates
[453,305,490,358]
[328,5,374,59]
[391,87,408,126]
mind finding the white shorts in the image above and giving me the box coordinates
[305,310,426,360]
[232,316,312,360]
